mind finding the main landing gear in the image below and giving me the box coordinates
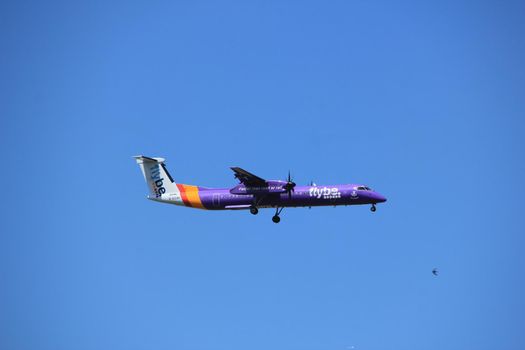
[272,207,284,223]
[249,205,282,223]
[370,204,377,212]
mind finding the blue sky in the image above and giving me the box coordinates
[1,1,524,349]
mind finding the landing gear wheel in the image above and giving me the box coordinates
[272,215,281,223]
[250,207,259,215]
[370,204,376,212]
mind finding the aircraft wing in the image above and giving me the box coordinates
[230,167,266,186]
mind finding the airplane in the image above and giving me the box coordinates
[134,155,387,223]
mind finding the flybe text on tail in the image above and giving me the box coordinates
[150,164,166,197]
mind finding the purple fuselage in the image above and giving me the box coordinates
[196,182,387,210]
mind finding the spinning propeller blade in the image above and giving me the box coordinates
[283,170,296,199]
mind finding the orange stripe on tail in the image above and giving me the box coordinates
[177,184,205,209]
[176,184,191,207]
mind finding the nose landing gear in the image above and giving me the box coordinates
[250,206,259,215]
[370,204,376,212]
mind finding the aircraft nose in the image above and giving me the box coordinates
[374,192,387,203]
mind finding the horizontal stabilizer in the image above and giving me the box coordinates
[133,155,166,163]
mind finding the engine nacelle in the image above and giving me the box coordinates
[229,180,288,195]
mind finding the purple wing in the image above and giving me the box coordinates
[230,167,266,186]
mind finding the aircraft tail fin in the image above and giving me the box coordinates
[133,155,178,198]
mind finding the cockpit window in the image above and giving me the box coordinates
[357,186,372,191]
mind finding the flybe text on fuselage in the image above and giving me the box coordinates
[309,186,342,199]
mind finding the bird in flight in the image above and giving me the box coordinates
[432,268,439,276]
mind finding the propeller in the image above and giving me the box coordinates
[283,170,296,198]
